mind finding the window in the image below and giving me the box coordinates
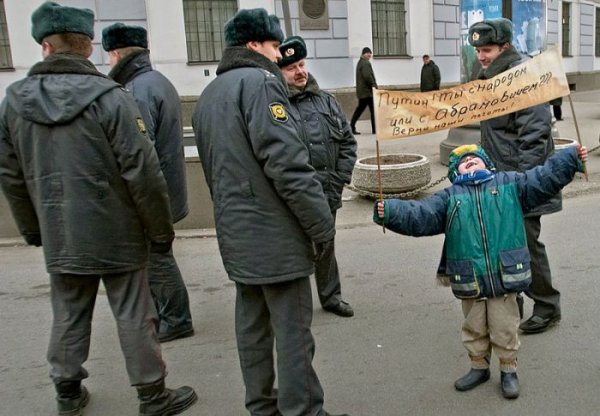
[562,2,571,57]
[371,0,407,56]
[183,0,237,63]
[0,1,12,69]
[596,8,600,57]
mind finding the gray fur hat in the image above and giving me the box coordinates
[31,1,95,44]
[102,23,148,51]
[224,8,284,47]
[278,36,307,68]
[468,18,513,47]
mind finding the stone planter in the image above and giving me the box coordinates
[553,137,578,150]
[352,153,431,193]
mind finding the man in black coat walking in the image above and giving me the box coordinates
[102,23,194,343]
[420,54,441,92]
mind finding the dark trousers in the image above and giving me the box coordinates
[524,215,561,318]
[350,97,376,133]
[314,211,343,308]
[235,278,325,416]
[552,105,562,120]
[148,247,193,333]
[47,269,166,386]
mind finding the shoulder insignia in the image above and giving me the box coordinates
[269,102,288,123]
[135,117,147,134]
[261,69,276,78]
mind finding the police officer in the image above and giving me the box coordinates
[278,36,357,317]
[102,23,194,343]
[468,18,561,334]
[193,8,349,416]
[0,3,197,415]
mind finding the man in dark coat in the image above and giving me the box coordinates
[468,18,561,334]
[350,47,378,135]
[102,23,194,343]
[278,35,357,317]
[420,54,441,92]
[0,3,197,416]
[193,8,349,416]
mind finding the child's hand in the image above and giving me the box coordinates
[576,144,588,163]
[377,201,385,218]
[373,200,389,225]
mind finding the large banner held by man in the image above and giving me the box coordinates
[374,48,569,140]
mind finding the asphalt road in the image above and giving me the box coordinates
[1,193,599,416]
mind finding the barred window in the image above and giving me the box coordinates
[0,0,12,69]
[183,0,237,63]
[371,0,407,57]
[595,8,600,57]
[562,2,571,57]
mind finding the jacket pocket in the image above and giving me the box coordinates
[446,259,480,299]
[498,247,531,292]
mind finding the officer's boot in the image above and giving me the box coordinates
[55,381,90,416]
[137,379,198,416]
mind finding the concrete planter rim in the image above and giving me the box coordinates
[352,152,431,193]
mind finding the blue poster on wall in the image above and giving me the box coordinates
[512,0,546,56]
[460,0,503,82]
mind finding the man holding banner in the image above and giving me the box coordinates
[468,18,562,334]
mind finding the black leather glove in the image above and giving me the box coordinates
[314,239,334,262]
[149,240,172,254]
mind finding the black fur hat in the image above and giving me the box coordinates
[278,36,307,68]
[468,18,513,47]
[224,8,284,47]
[31,1,94,44]
[102,23,148,51]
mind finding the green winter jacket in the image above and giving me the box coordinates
[374,148,582,299]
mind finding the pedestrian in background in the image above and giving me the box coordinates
[350,46,377,135]
[279,35,357,318]
[374,143,587,399]
[550,96,563,121]
[420,54,441,92]
[192,8,349,416]
[102,22,194,343]
[0,3,197,415]
[468,18,562,334]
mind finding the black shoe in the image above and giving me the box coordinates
[159,325,194,343]
[56,384,90,416]
[325,413,350,416]
[500,372,520,399]
[454,368,490,391]
[323,300,354,317]
[138,381,198,416]
[351,129,360,135]
[519,314,560,334]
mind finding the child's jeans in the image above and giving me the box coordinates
[461,293,520,373]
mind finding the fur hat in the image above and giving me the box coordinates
[224,8,284,47]
[468,18,513,47]
[447,144,495,183]
[102,23,148,51]
[278,36,307,68]
[31,1,95,44]
[362,47,372,55]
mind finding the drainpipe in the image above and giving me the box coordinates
[281,0,293,36]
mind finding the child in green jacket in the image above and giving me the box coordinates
[374,144,587,399]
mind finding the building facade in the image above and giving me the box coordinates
[0,0,599,100]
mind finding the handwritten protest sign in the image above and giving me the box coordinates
[374,48,569,140]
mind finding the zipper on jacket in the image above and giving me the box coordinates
[475,187,496,297]
[446,200,461,233]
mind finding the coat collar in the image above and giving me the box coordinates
[108,49,152,85]
[476,45,522,80]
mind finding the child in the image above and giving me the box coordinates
[373,143,587,399]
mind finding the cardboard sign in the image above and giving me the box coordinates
[374,48,569,140]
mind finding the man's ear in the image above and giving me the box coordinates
[501,42,511,51]
[41,40,54,58]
